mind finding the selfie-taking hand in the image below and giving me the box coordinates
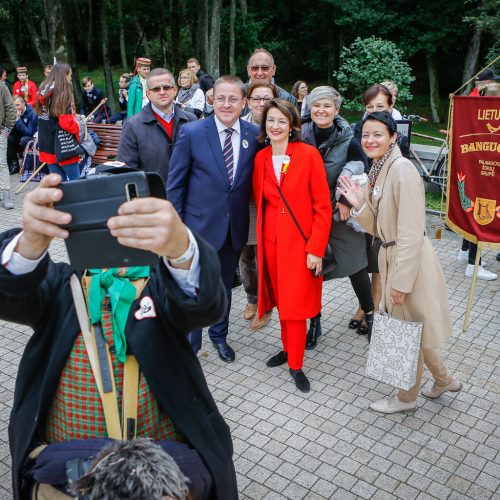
[108,198,191,265]
[18,174,71,260]
[337,176,365,211]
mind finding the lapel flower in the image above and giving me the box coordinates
[281,155,291,175]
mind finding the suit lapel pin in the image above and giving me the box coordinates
[242,139,249,149]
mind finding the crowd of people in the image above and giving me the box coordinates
[0,50,498,498]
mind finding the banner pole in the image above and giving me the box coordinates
[436,96,454,239]
[463,243,482,332]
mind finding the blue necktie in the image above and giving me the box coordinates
[223,128,234,184]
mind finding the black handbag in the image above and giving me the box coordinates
[54,124,83,163]
[276,184,334,277]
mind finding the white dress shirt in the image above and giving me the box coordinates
[214,115,241,179]
[2,229,201,296]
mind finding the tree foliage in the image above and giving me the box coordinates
[0,0,494,115]
[335,37,415,111]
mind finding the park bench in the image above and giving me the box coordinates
[86,122,122,164]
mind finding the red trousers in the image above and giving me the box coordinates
[263,238,306,370]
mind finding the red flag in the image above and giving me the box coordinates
[446,96,500,246]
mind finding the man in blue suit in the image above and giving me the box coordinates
[168,75,259,362]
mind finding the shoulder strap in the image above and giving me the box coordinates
[276,184,308,244]
[70,275,140,440]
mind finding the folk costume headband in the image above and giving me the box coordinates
[134,57,152,75]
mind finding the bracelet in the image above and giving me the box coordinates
[168,231,196,264]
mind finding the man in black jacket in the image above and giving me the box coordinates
[187,58,214,93]
[0,173,237,499]
[118,68,196,182]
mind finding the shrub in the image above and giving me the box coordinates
[335,37,415,111]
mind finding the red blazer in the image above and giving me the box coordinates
[253,141,332,320]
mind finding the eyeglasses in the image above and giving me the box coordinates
[214,96,242,105]
[249,97,272,103]
[148,85,175,93]
[249,65,271,72]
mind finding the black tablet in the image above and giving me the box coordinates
[55,171,160,269]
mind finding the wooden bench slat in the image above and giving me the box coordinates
[86,123,122,165]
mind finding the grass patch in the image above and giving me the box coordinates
[425,192,445,211]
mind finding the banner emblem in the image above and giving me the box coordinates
[473,198,496,225]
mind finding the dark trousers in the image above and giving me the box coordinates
[349,267,374,313]
[109,111,127,124]
[7,134,32,166]
[462,239,481,265]
[239,244,257,304]
[189,232,240,352]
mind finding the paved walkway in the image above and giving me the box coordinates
[0,176,499,499]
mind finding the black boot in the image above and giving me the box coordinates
[364,311,374,343]
[305,313,322,350]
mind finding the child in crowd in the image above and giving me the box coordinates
[110,73,132,124]
[80,76,110,123]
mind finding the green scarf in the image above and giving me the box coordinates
[87,267,150,363]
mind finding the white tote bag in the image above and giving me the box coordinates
[366,308,423,391]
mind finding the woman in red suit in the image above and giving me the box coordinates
[253,99,332,392]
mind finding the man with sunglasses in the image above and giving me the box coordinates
[246,48,297,105]
[118,68,196,181]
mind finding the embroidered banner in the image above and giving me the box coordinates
[446,95,500,247]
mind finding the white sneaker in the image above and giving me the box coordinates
[465,264,497,281]
[421,377,462,399]
[369,394,416,414]
[457,249,468,262]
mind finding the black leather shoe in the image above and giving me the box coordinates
[497,253,500,262]
[266,350,288,367]
[8,163,20,175]
[305,314,322,350]
[212,341,235,363]
[289,369,310,392]
[348,318,361,329]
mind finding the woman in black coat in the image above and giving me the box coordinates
[302,86,374,347]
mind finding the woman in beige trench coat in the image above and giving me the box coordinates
[339,111,462,414]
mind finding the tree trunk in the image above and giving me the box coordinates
[60,1,82,109]
[117,0,128,71]
[461,28,483,95]
[25,15,51,66]
[199,0,209,69]
[98,0,117,111]
[135,21,150,56]
[87,0,97,70]
[171,0,181,73]
[239,0,247,16]
[229,0,236,75]
[208,0,223,78]
[44,0,68,61]
[427,53,442,123]
[1,35,20,69]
